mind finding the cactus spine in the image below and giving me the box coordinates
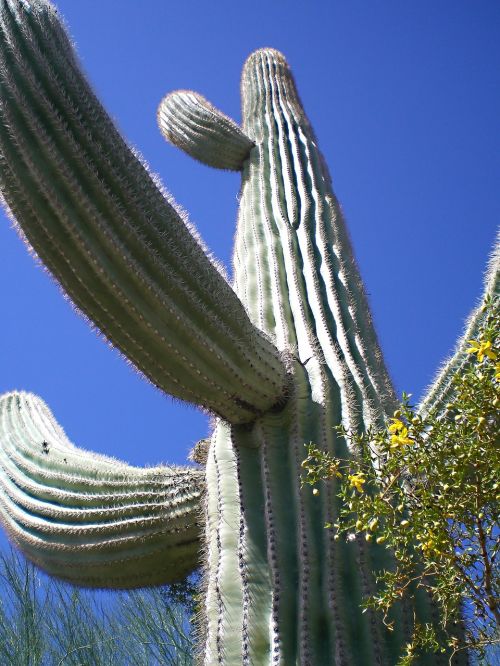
[0,1,493,663]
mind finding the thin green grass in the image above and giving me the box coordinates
[0,548,194,665]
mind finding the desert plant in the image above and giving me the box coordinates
[301,294,499,663]
[0,1,495,663]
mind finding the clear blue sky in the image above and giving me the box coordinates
[0,0,498,547]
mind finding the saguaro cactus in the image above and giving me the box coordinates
[0,1,495,663]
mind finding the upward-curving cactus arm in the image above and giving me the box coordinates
[419,235,499,417]
[0,0,288,425]
[0,391,204,588]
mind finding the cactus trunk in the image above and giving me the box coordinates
[202,49,417,666]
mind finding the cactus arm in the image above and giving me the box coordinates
[418,235,499,417]
[0,391,204,588]
[158,90,254,170]
[0,0,288,424]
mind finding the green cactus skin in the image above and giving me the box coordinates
[0,0,287,425]
[0,392,204,588]
[0,1,491,664]
[158,91,254,171]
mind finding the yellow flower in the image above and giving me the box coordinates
[390,427,414,449]
[388,418,405,434]
[421,539,435,554]
[348,473,366,492]
[467,339,497,362]
[388,418,414,448]
[495,363,500,382]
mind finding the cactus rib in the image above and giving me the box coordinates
[0,392,204,588]
[158,90,254,170]
[0,0,287,424]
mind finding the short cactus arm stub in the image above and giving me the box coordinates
[0,0,288,425]
[158,90,254,170]
[0,391,204,588]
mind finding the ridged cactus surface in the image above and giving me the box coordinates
[0,392,204,588]
[158,91,254,170]
[201,49,405,665]
[0,1,493,664]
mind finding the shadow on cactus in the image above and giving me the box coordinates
[0,1,496,664]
